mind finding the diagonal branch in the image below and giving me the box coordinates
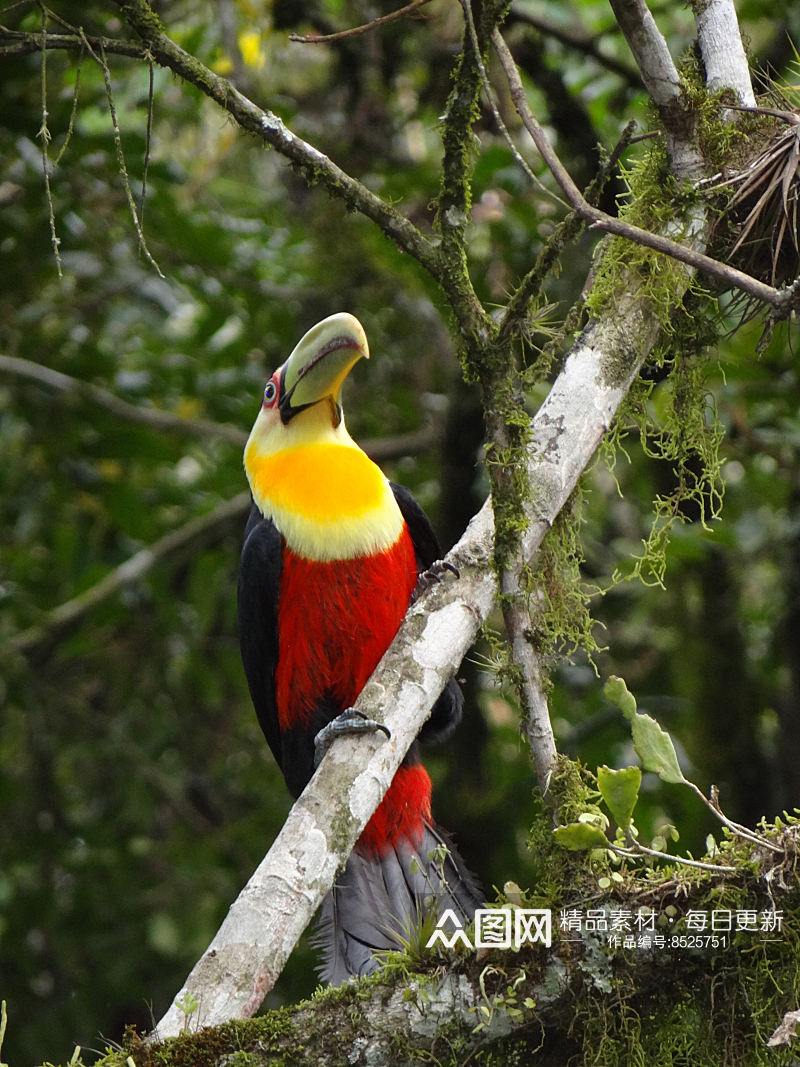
[0,354,247,444]
[0,9,445,289]
[110,0,442,280]
[5,492,249,660]
[7,492,252,659]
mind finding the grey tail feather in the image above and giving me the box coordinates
[314,820,482,985]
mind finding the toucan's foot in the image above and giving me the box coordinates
[314,708,392,768]
[412,559,460,602]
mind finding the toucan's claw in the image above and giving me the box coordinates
[412,559,460,602]
[314,707,392,768]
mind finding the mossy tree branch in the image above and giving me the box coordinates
[127,816,800,1065]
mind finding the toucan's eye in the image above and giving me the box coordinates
[263,379,278,407]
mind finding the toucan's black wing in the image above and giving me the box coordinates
[238,502,283,771]
[390,481,464,743]
[390,481,441,571]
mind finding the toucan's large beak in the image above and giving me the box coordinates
[278,312,369,425]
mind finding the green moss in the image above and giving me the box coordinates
[584,138,691,329]
[603,289,724,589]
[527,488,603,664]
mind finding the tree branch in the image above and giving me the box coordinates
[0,27,146,60]
[289,0,434,44]
[491,29,798,315]
[7,492,252,659]
[508,5,640,87]
[108,1,444,279]
[694,0,755,108]
[0,353,247,445]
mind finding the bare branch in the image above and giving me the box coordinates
[289,0,433,44]
[0,354,247,445]
[7,492,252,659]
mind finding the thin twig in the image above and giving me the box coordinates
[458,0,567,210]
[53,41,83,165]
[37,4,62,276]
[0,354,248,444]
[289,0,432,43]
[110,0,447,299]
[94,36,164,277]
[686,780,784,854]
[140,57,154,237]
[611,840,737,874]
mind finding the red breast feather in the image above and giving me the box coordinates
[276,527,431,852]
[275,528,418,730]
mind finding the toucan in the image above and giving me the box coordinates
[238,312,481,982]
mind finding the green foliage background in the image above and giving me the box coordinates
[1,0,800,1062]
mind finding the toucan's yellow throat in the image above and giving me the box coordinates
[244,313,404,562]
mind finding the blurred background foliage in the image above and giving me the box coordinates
[1,0,800,1062]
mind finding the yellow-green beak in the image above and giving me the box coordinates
[279,312,369,425]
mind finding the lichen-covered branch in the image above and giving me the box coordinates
[608,0,703,177]
[694,0,755,107]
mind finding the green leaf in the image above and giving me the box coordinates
[553,822,610,851]
[606,677,685,783]
[603,675,637,720]
[630,711,686,784]
[597,765,641,830]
